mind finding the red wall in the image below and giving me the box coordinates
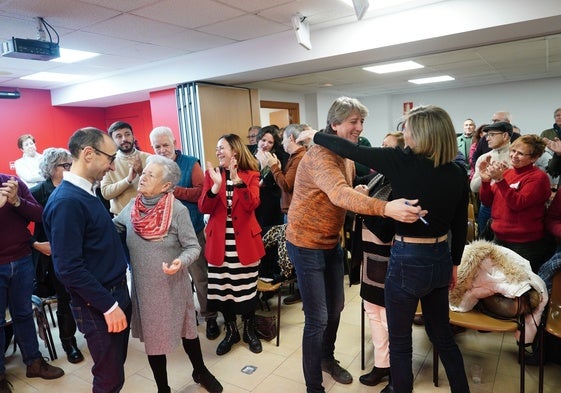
[0,87,179,174]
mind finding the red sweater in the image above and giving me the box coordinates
[479,165,550,243]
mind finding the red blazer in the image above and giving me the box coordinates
[198,168,265,266]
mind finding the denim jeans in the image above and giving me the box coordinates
[385,240,469,393]
[0,255,42,374]
[71,278,131,393]
[286,241,345,393]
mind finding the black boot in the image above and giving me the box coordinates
[192,368,223,393]
[58,312,84,364]
[60,337,84,364]
[216,321,240,356]
[359,366,390,386]
[243,317,262,354]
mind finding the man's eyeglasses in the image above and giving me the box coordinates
[57,163,72,170]
[247,134,258,139]
[485,132,506,138]
[88,146,117,164]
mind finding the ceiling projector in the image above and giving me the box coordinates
[1,37,60,61]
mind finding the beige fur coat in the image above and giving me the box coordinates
[449,240,547,343]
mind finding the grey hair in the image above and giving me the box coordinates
[284,124,309,146]
[145,154,181,189]
[325,96,368,133]
[149,126,175,145]
[39,148,72,179]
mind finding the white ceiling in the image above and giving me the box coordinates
[1,0,561,106]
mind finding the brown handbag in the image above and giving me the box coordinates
[254,314,277,341]
[477,290,537,319]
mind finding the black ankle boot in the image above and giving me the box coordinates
[61,337,84,364]
[193,368,223,393]
[359,366,390,386]
[216,321,240,356]
[58,312,84,364]
[243,317,262,354]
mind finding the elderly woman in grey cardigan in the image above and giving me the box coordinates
[114,155,222,393]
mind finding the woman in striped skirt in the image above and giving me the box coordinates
[199,133,266,356]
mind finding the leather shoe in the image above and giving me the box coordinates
[65,346,84,364]
[26,358,64,379]
[206,319,220,340]
[321,358,353,384]
[193,368,223,392]
[359,366,390,386]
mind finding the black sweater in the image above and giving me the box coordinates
[314,132,468,265]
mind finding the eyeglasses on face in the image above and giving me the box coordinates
[86,146,117,164]
[485,132,506,138]
[247,134,258,139]
[57,163,72,170]
[510,149,532,157]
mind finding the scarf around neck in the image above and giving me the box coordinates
[131,192,174,240]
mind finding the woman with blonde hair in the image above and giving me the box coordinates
[302,105,470,393]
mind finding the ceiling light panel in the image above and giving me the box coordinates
[363,61,423,74]
[408,75,454,84]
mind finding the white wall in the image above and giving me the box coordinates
[257,77,561,147]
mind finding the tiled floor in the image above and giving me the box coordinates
[4,279,561,392]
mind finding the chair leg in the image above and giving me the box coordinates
[361,299,365,370]
[518,315,525,393]
[276,286,281,347]
[538,316,545,393]
[47,302,56,327]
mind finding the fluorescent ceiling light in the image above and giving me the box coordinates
[363,61,423,74]
[51,48,99,63]
[408,75,455,84]
[21,72,85,82]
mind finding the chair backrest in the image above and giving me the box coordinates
[546,269,561,338]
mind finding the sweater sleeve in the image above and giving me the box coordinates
[173,162,204,202]
[494,171,551,211]
[46,196,120,314]
[478,180,494,206]
[314,148,386,217]
[314,132,386,171]
[175,203,201,268]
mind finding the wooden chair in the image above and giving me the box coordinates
[433,307,526,392]
[538,269,561,393]
[31,295,57,360]
[256,278,296,347]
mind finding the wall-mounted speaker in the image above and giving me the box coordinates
[291,13,312,50]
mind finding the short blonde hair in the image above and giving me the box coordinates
[511,134,546,159]
[405,105,457,167]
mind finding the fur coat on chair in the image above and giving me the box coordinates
[449,240,548,343]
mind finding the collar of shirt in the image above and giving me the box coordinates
[63,171,97,196]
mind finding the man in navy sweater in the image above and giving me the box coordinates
[44,127,130,393]
[1,174,64,392]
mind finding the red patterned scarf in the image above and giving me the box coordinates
[131,192,174,240]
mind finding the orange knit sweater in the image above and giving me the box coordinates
[286,144,387,249]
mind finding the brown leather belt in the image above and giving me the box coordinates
[394,234,448,244]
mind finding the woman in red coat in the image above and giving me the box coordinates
[199,133,265,356]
